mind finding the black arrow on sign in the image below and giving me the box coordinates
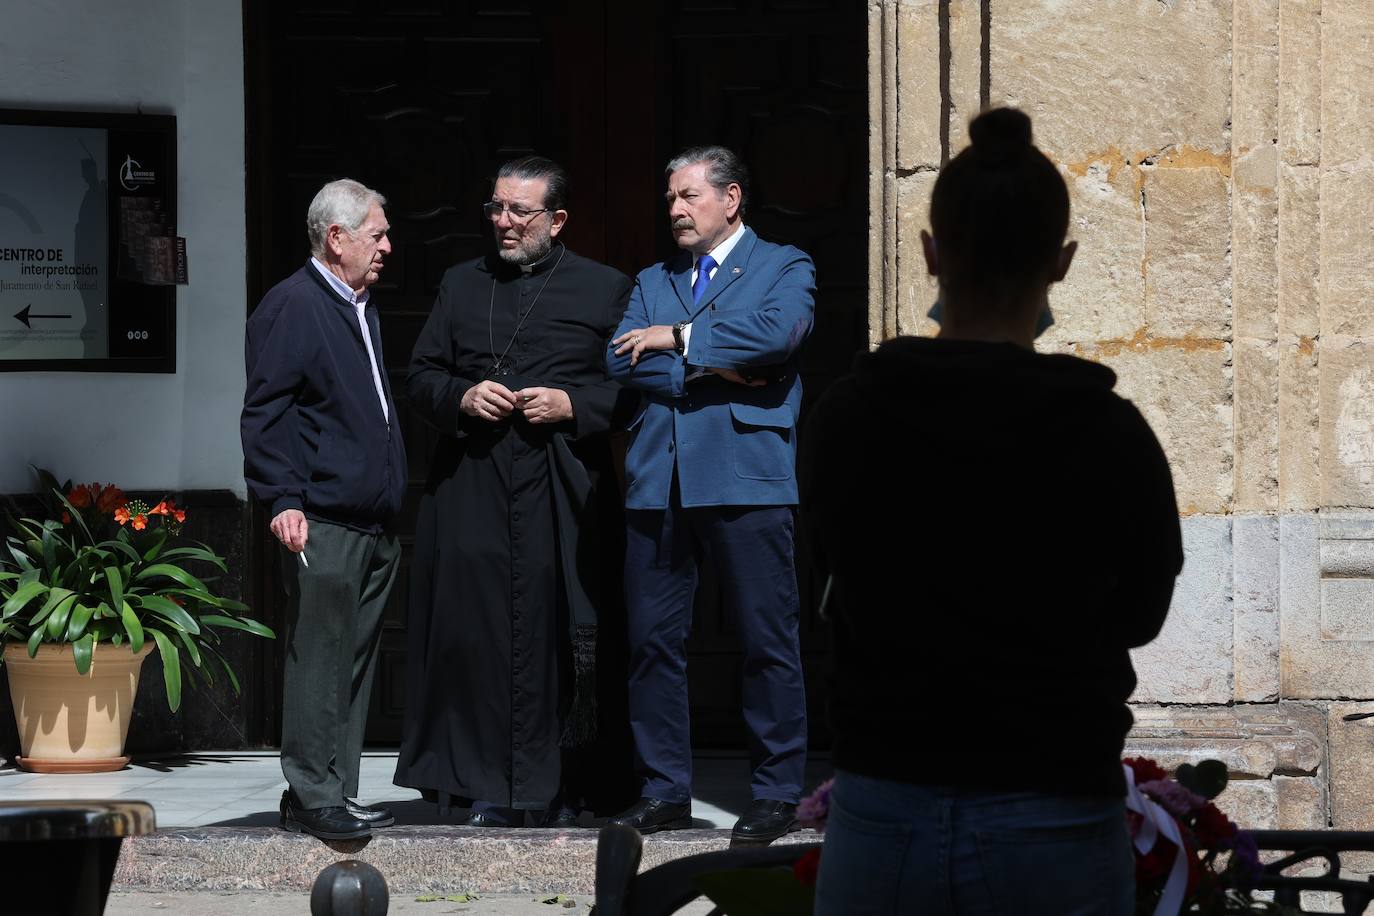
[14,305,72,328]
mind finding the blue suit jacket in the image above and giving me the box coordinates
[608,227,816,509]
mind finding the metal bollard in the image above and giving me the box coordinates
[311,859,390,916]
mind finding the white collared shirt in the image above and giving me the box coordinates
[683,221,746,360]
[311,257,389,423]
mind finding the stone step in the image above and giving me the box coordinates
[113,826,820,895]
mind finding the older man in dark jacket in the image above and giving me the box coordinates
[241,178,407,842]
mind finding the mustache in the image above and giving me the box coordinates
[671,218,695,231]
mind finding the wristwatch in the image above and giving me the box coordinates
[672,321,688,354]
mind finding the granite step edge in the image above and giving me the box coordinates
[113,826,820,894]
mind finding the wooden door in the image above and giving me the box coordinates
[636,0,870,746]
[245,0,867,747]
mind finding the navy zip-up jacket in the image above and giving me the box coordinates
[241,264,406,532]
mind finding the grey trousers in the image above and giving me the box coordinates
[279,518,400,810]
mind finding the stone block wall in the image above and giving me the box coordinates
[870,0,1374,838]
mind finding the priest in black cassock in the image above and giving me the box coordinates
[394,156,638,826]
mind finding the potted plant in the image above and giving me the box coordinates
[0,468,274,772]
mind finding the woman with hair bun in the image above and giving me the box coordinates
[801,108,1184,914]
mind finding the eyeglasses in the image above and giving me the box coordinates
[482,201,551,224]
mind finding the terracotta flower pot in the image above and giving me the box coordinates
[3,642,155,773]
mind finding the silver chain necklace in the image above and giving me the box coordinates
[487,245,566,377]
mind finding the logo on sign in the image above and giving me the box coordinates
[119,155,156,191]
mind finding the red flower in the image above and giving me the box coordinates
[151,500,170,516]
[1136,844,1174,887]
[792,848,821,887]
[96,484,126,513]
[131,514,148,531]
[67,484,93,508]
[1124,757,1169,784]
[60,511,71,524]
[1193,802,1238,848]
[173,508,186,523]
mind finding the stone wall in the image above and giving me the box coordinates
[870,0,1374,838]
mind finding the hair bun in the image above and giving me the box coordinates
[968,108,1033,165]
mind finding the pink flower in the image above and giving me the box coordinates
[1139,779,1207,818]
[798,778,834,830]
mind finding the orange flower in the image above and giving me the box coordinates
[173,508,186,523]
[151,500,170,516]
[67,484,93,509]
[96,485,126,514]
[114,506,130,525]
[131,514,148,531]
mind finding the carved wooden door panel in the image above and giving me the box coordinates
[247,0,866,746]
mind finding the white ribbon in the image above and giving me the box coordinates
[1123,764,1190,916]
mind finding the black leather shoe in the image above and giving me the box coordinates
[731,800,799,845]
[345,798,395,828]
[541,806,581,829]
[465,809,520,827]
[607,797,693,834]
[280,791,371,841]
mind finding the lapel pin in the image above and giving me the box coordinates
[732,267,742,275]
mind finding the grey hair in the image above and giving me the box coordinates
[306,179,387,257]
[665,145,749,217]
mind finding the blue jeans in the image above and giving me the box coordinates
[813,771,1134,916]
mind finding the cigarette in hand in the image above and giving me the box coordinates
[298,550,309,568]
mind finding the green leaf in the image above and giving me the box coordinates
[159,546,228,571]
[200,614,275,639]
[104,566,124,613]
[134,563,208,592]
[120,601,145,652]
[7,541,36,571]
[39,524,58,573]
[206,645,241,694]
[44,593,77,639]
[72,633,95,675]
[3,580,47,617]
[136,595,200,635]
[51,489,94,545]
[26,626,44,655]
[96,539,142,565]
[150,629,182,712]
[141,527,169,562]
[27,585,67,626]
[175,627,201,668]
[67,603,97,641]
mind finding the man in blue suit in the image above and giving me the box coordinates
[607,146,815,844]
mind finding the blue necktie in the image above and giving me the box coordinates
[693,255,717,304]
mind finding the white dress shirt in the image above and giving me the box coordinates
[311,257,389,423]
[682,221,747,362]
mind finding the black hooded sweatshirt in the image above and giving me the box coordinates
[799,336,1183,798]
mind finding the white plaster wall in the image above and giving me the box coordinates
[0,0,246,496]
